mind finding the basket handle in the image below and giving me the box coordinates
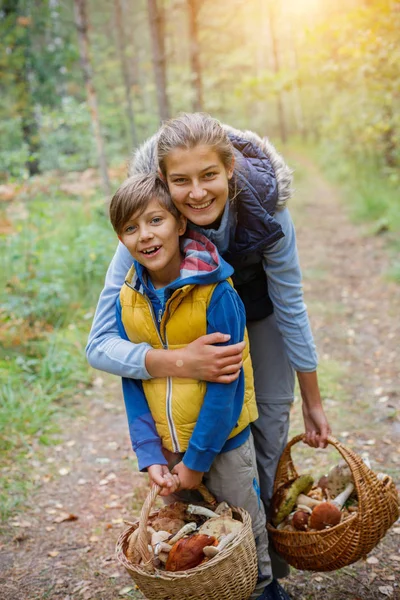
[136,482,217,570]
[274,434,387,518]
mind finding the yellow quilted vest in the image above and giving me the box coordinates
[120,266,258,453]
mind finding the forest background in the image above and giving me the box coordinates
[0,0,399,532]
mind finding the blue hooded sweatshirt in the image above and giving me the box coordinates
[116,231,251,473]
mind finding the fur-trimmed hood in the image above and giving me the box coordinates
[128,124,292,210]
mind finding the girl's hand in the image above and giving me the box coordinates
[147,464,180,496]
[302,402,331,449]
[297,371,331,448]
[146,333,245,383]
[171,461,204,490]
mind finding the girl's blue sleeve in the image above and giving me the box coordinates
[263,207,318,372]
[85,242,153,380]
[183,283,246,472]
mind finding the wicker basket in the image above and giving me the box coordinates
[116,484,258,600]
[267,434,399,572]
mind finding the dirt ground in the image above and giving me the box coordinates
[1,155,399,600]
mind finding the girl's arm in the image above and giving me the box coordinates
[264,208,331,447]
[86,242,244,382]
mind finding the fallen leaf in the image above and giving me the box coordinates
[314,576,323,582]
[366,556,379,564]
[78,479,87,485]
[89,535,99,542]
[379,586,393,597]
[59,468,70,476]
[109,572,121,579]
[393,528,400,534]
[388,554,400,561]
[99,479,109,486]
[45,526,56,532]
[11,520,32,528]
[386,576,396,581]
[53,512,78,524]
[112,518,123,524]
[46,508,57,515]
[66,440,76,447]
[119,587,133,596]
[48,550,60,557]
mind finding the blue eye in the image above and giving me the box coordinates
[172,178,187,184]
[204,172,217,179]
[125,225,136,233]
[151,217,163,224]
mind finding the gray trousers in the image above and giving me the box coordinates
[165,435,272,598]
[247,313,295,579]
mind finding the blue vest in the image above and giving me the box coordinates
[223,133,284,321]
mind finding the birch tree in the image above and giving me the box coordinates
[73,0,111,196]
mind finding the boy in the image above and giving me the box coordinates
[108,173,274,599]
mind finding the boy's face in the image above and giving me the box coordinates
[119,198,187,286]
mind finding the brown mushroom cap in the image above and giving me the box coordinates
[292,510,310,531]
[309,502,341,530]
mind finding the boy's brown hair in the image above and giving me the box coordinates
[109,173,180,235]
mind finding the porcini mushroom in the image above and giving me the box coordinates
[271,474,314,527]
[198,516,243,539]
[168,522,197,545]
[309,502,341,530]
[164,534,217,571]
[292,510,310,531]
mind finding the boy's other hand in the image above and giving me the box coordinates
[178,333,245,383]
[171,462,203,490]
[147,464,180,496]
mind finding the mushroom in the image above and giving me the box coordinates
[309,503,341,530]
[292,510,310,531]
[295,493,322,510]
[198,516,243,540]
[126,528,140,564]
[214,502,233,518]
[186,505,218,519]
[309,482,355,531]
[168,522,197,545]
[271,474,314,527]
[164,534,217,571]
[150,529,170,547]
[150,517,186,534]
[202,532,237,557]
[325,461,353,497]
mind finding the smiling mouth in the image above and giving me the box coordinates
[141,246,161,255]
[188,199,214,210]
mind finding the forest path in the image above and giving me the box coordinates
[1,154,399,600]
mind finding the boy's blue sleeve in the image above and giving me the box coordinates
[116,298,167,471]
[183,282,246,472]
[85,242,153,380]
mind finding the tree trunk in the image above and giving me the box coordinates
[186,0,203,112]
[114,0,138,147]
[73,0,111,196]
[267,3,287,144]
[4,0,40,176]
[147,0,170,121]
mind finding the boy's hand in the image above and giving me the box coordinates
[147,464,180,497]
[171,461,203,490]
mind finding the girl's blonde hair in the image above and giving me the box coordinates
[157,112,235,178]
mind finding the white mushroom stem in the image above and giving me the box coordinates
[295,494,322,509]
[151,530,170,547]
[331,482,355,509]
[203,532,237,557]
[186,505,218,519]
[296,504,313,514]
[168,522,197,544]
[158,551,169,564]
[215,502,231,515]
[153,541,172,556]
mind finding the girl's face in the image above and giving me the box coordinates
[164,145,234,228]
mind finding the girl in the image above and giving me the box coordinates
[87,113,331,598]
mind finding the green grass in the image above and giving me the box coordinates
[0,180,118,520]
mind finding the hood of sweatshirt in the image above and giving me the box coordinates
[130,230,234,298]
[128,124,292,210]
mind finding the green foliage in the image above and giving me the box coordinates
[0,184,118,518]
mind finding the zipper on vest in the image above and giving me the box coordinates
[143,295,180,454]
